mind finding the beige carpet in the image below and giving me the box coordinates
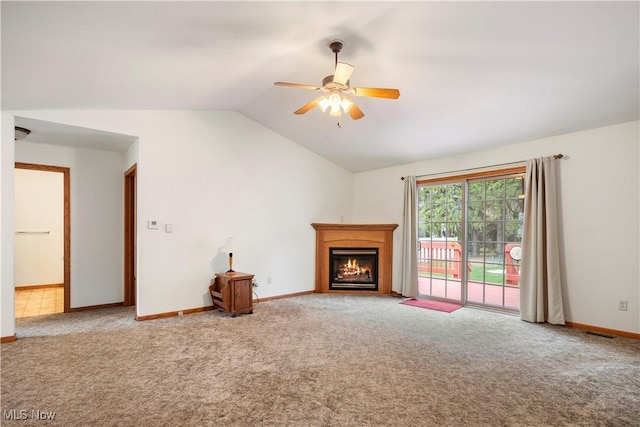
[2,294,639,426]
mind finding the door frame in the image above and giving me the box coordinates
[15,162,71,313]
[124,164,137,306]
[417,180,466,303]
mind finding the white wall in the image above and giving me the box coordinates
[124,139,139,172]
[4,111,635,338]
[353,121,640,334]
[1,113,17,338]
[1,110,353,337]
[14,141,125,308]
[14,168,64,286]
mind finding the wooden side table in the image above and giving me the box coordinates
[209,272,254,317]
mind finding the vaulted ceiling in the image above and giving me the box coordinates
[3,1,638,172]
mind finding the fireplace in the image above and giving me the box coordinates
[330,248,378,291]
[311,223,398,294]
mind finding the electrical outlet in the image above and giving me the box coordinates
[267,276,272,284]
[618,300,628,311]
[177,310,184,316]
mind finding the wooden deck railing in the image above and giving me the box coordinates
[418,241,465,278]
[419,240,521,284]
[504,243,521,285]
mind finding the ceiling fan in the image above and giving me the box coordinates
[274,40,400,120]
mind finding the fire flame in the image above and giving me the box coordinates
[341,259,368,277]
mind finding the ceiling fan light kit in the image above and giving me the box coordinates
[318,91,353,116]
[274,40,400,121]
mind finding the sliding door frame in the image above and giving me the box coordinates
[417,165,526,310]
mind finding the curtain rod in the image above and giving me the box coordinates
[400,153,564,180]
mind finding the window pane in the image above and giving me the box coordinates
[468,241,482,259]
[467,221,484,243]
[475,242,492,261]
[446,203,462,222]
[447,261,463,279]
[419,205,433,222]
[418,222,429,239]
[486,200,504,221]
[468,181,484,201]
[446,222,462,240]
[483,243,500,261]
[419,187,432,204]
[505,177,524,198]
[431,204,446,222]
[484,262,505,285]
[468,201,485,221]
[505,199,523,220]
[432,222,447,238]
[485,222,503,242]
[485,179,504,199]
[504,221,523,242]
[446,184,462,203]
[432,186,446,203]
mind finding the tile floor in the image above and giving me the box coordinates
[15,287,64,318]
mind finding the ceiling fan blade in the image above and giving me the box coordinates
[351,87,400,99]
[274,82,320,91]
[333,62,354,86]
[294,97,322,115]
[347,102,365,120]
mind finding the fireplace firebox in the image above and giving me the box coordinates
[329,248,378,291]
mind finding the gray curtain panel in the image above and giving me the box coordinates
[520,157,565,325]
[399,176,419,297]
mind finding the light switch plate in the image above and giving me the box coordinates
[147,220,159,230]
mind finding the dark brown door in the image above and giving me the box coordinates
[124,164,137,306]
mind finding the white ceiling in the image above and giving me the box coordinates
[14,116,138,152]
[3,1,638,172]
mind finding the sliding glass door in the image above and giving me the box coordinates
[417,182,464,303]
[417,171,525,311]
[466,175,524,310]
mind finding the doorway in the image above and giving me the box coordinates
[417,168,525,311]
[466,175,524,310]
[124,164,137,306]
[417,182,464,303]
[14,163,70,315]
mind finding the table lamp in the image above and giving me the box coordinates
[222,237,234,274]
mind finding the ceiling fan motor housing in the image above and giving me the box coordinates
[329,40,343,54]
[322,75,349,90]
